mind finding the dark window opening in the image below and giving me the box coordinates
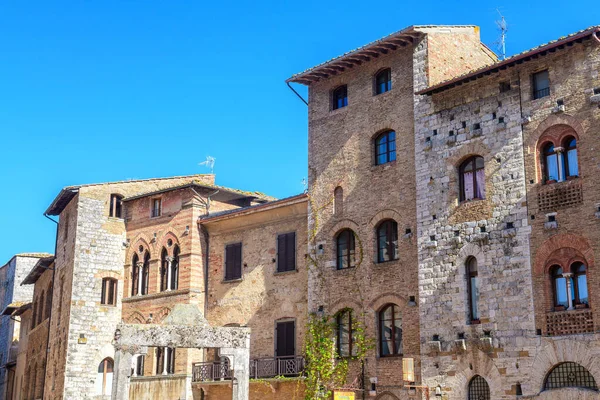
[466,257,479,322]
[544,362,597,391]
[151,198,162,218]
[336,309,355,357]
[468,375,491,400]
[379,304,402,356]
[277,232,296,272]
[109,194,123,218]
[499,81,511,92]
[225,243,243,281]
[275,320,296,358]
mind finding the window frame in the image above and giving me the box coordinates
[332,85,348,110]
[550,265,568,310]
[224,242,243,281]
[563,136,579,179]
[532,69,550,100]
[459,156,485,202]
[109,194,124,218]
[336,229,356,270]
[376,220,398,263]
[131,253,139,296]
[544,362,598,391]
[466,257,480,323]
[336,309,354,358]
[374,130,397,166]
[378,304,402,357]
[571,262,588,306]
[151,198,162,218]
[101,278,118,306]
[141,251,150,295]
[277,232,296,273]
[375,68,392,95]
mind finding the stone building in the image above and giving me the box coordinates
[287,25,496,399]
[0,253,50,399]
[415,26,600,399]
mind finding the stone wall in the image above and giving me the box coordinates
[193,379,305,400]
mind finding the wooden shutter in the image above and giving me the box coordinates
[277,233,296,272]
[276,321,296,357]
[277,235,287,272]
[225,243,242,280]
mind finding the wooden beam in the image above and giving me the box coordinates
[379,43,398,50]
[362,50,380,57]
[337,61,356,68]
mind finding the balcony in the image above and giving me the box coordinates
[192,356,305,382]
[546,308,594,336]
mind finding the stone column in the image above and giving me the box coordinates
[112,345,147,400]
[136,262,144,296]
[555,147,565,182]
[564,272,574,310]
[220,347,250,400]
[166,256,174,291]
[162,347,169,375]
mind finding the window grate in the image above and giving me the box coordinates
[468,375,491,400]
[544,362,598,391]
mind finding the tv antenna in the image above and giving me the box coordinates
[495,9,508,60]
[301,177,308,193]
[199,156,216,174]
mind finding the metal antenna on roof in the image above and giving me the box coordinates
[302,177,308,193]
[495,9,508,60]
[198,156,216,174]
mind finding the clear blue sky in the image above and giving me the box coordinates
[0,1,597,262]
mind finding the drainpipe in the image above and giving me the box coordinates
[199,224,210,318]
[42,213,59,400]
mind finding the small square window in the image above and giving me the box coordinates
[498,117,505,124]
[101,278,118,306]
[462,121,467,129]
[532,70,550,99]
[472,123,481,130]
[332,85,348,110]
[109,194,123,218]
[594,87,600,95]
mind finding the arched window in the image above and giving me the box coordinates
[375,68,392,94]
[332,85,348,110]
[564,136,579,178]
[459,156,485,201]
[141,252,150,295]
[171,246,180,290]
[334,187,343,216]
[543,143,561,182]
[468,375,490,400]
[96,357,113,396]
[336,309,355,357]
[109,194,123,218]
[160,248,168,292]
[376,220,398,263]
[336,229,356,270]
[375,130,396,165]
[466,257,480,322]
[551,265,569,309]
[572,262,588,306]
[544,362,598,391]
[379,304,402,356]
[131,254,139,296]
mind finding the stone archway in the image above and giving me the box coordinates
[111,304,251,400]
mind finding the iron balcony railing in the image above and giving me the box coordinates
[533,87,550,99]
[192,356,305,382]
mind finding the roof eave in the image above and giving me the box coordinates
[417,27,600,96]
[45,188,79,216]
[22,256,55,285]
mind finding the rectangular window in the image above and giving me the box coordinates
[225,243,242,281]
[533,70,550,99]
[101,278,117,306]
[275,320,296,358]
[151,198,162,218]
[109,194,123,218]
[277,232,296,272]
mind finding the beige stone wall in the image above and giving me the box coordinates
[193,379,305,400]
[203,199,308,360]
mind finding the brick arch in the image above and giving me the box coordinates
[447,141,492,169]
[329,297,363,316]
[529,339,600,396]
[375,392,399,400]
[127,234,154,264]
[369,292,408,311]
[368,209,402,227]
[155,307,172,324]
[443,347,504,400]
[533,234,594,276]
[328,218,361,238]
[158,230,180,256]
[528,113,585,149]
[124,311,146,324]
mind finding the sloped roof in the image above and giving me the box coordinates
[198,193,308,223]
[286,25,483,85]
[22,256,55,285]
[418,26,600,95]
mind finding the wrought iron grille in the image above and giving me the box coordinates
[534,87,550,99]
[192,361,232,382]
[192,356,304,382]
[468,375,491,400]
[544,362,598,391]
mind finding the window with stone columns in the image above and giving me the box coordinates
[109,193,123,218]
[160,245,179,291]
[133,355,145,377]
[141,251,150,295]
[171,245,180,290]
[538,132,579,184]
[155,347,175,375]
[160,248,168,292]
[101,278,117,306]
[551,262,589,311]
[131,253,139,296]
